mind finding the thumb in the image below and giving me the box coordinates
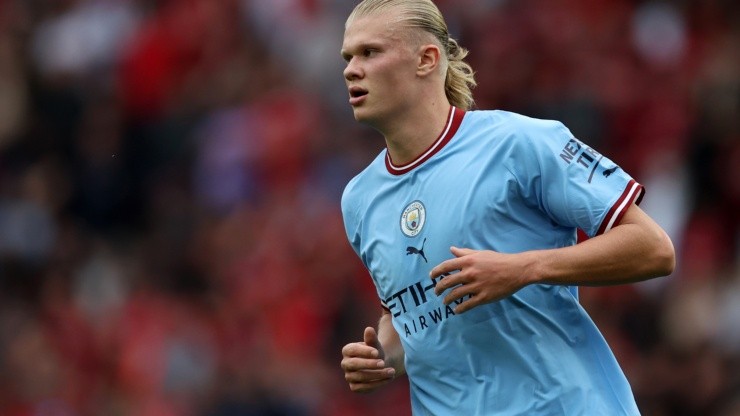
[450,246,475,257]
[363,326,382,350]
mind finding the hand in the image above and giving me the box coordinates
[340,326,397,393]
[429,246,531,314]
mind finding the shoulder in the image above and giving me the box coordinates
[460,110,570,143]
[463,109,560,126]
[460,109,572,157]
[341,151,386,218]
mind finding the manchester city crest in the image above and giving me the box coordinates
[400,200,426,237]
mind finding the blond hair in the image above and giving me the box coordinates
[347,0,477,110]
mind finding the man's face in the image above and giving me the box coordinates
[341,13,419,126]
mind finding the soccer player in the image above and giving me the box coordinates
[338,0,675,414]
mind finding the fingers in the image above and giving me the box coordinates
[442,284,474,306]
[342,333,396,393]
[429,258,462,280]
[429,247,488,314]
[346,368,396,393]
[451,293,483,314]
[344,367,395,383]
[450,246,475,256]
[430,247,470,298]
[341,341,379,361]
[429,246,473,280]
[363,326,382,350]
[341,328,385,373]
[433,270,467,295]
[341,349,385,371]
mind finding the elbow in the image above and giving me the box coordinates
[651,230,676,277]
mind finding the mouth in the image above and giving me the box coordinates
[348,86,368,105]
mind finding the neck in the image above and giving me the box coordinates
[381,100,452,166]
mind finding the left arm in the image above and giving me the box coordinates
[429,203,675,314]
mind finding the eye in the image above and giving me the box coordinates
[363,48,377,57]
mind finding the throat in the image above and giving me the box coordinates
[383,106,463,175]
[386,140,426,166]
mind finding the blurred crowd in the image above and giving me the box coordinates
[0,0,737,415]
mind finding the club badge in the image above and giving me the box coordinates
[400,200,426,237]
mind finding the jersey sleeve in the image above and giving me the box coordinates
[340,179,363,259]
[504,115,644,238]
[341,178,390,309]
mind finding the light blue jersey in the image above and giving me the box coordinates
[341,107,645,415]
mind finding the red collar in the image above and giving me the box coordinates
[385,106,466,175]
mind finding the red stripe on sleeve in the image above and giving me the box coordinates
[596,179,645,235]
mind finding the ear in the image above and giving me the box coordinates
[417,44,442,77]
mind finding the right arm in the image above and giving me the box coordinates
[341,308,405,393]
[376,309,405,376]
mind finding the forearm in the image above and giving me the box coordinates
[525,205,675,286]
[377,310,405,376]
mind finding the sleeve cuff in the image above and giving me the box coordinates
[596,179,645,235]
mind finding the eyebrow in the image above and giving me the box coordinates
[341,40,384,58]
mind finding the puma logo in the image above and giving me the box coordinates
[603,166,618,177]
[406,238,428,263]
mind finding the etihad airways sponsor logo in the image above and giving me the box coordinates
[384,273,472,338]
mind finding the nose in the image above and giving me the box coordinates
[344,58,362,81]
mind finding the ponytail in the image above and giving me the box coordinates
[444,37,476,110]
